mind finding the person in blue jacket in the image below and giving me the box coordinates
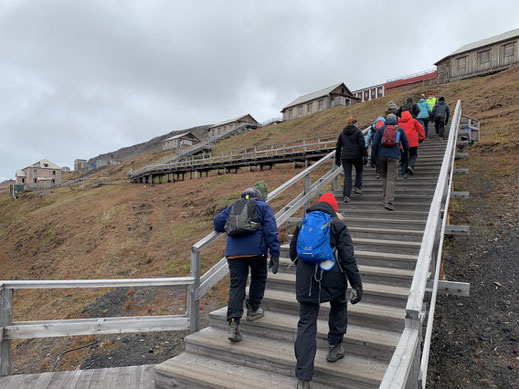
[214,180,280,342]
[417,94,432,138]
[370,114,409,211]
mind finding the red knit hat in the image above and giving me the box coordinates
[318,192,338,212]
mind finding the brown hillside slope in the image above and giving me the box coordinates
[0,66,518,377]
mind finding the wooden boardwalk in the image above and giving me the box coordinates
[0,365,154,389]
[129,134,338,183]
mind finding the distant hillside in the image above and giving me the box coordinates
[87,124,212,164]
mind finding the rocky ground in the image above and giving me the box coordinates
[427,152,519,388]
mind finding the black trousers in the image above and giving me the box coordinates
[401,146,418,173]
[226,255,267,323]
[435,118,446,137]
[342,157,363,197]
[294,296,347,380]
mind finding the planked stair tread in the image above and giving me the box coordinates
[269,272,409,297]
[262,288,405,320]
[209,307,400,351]
[347,226,424,235]
[183,327,387,388]
[155,353,331,389]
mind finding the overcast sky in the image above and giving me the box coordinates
[1,0,518,181]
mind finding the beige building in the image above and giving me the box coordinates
[15,159,62,188]
[163,132,200,151]
[435,28,519,83]
[74,159,87,173]
[208,114,259,138]
[281,83,359,121]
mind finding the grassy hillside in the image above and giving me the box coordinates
[1,66,518,374]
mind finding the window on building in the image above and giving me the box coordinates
[34,169,38,174]
[44,163,49,167]
[22,178,25,184]
[504,42,515,61]
[307,103,312,113]
[33,178,37,183]
[52,179,55,184]
[456,56,467,70]
[478,50,490,64]
[288,108,293,119]
[297,106,303,116]
[318,100,324,110]
[377,87,383,97]
[52,170,56,175]
[341,87,345,93]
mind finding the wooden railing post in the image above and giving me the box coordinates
[304,173,311,210]
[0,286,13,376]
[187,250,201,333]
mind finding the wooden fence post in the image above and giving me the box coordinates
[187,250,201,333]
[0,286,13,376]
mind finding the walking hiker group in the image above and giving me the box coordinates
[211,94,449,387]
[215,182,362,388]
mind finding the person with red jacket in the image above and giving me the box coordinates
[398,111,425,177]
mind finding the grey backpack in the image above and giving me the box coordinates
[224,198,260,237]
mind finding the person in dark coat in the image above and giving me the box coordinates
[214,181,281,342]
[290,193,362,389]
[431,96,450,140]
[396,97,420,119]
[335,116,367,203]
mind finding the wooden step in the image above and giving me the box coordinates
[261,289,405,331]
[341,217,426,230]
[355,250,418,270]
[338,208,429,221]
[209,308,400,362]
[266,273,409,308]
[338,201,431,212]
[183,327,386,389]
[154,353,333,389]
[348,226,424,242]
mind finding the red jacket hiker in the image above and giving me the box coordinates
[398,111,425,147]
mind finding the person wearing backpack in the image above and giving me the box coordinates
[398,111,425,177]
[396,97,420,119]
[431,96,450,140]
[335,116,367,203]
[290,193,362,389]
[213,180,281,342]
[367,116,385,179]
[370,114,409,211]
[417,94,432,138]
[385,100,398,117]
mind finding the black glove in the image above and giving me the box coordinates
[363,155,368,166]
[370,160,376,169]
[349,286,363,304]
[335,161,341,168]
[269,256,279,274]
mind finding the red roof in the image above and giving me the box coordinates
[385,71,438,89]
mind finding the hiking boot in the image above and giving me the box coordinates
[407,166,414,175]
[354,187,362,195]
[326,344,345,362]
[228,319,242,342]
[384,202,395,211]
[246,302,265,321]
[296,379,310,389]
[343,196,350,203]
[402,172,408,179]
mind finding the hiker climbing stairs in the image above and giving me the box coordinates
[153,137,448,388]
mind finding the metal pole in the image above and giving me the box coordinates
[304,173,311,210]
[0,286,13,376]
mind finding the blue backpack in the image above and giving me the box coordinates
[296,211,336,270]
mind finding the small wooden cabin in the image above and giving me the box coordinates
[435,28,519,83]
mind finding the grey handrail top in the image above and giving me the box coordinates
[0,277,195,289]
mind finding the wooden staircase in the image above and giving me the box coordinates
[154,139,447,389]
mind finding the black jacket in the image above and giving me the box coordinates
[396,99,420,119]
[335,125,367,165]
[289,202,362,304]
[431,101,450,122]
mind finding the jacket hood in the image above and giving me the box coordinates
[306,202,337,217]
[406,97,414,104]
[399,111,412,123]
[418,98,426,103]
[242,187,262,200]
[437,100,445,106]
[342,125,357,136]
